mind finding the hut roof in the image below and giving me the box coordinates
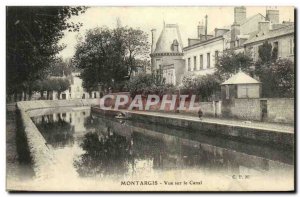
[221,71,261,85]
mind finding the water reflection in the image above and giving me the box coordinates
[74,131,133,177]
[31,108,294,180]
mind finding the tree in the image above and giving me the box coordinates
[125,73,172,97]
[255,59,294,98]
[258,41,273,63]
[255,41,294,97]
[73,26,150,93]
[32,78,70,100]
[181,73,221,101]
[215,50,253,80]
[47,58,73,77]
[55,78,70,99]
[7,6,86,101]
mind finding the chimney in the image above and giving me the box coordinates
[234,6,246,24]
[266,9,279,24]
[230,23,240,48]
[258,21,270,33]
[197,21,205,39]
[215,28,230,37]
[205,15,208,40]
[151,29,156,53]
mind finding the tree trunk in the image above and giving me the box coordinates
[28,87,32,100]
[40,91,44,99]
[14,93,17,102]
[23,91,27,101]
[47,91,50,100]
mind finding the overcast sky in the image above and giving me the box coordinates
[58,6,294,59]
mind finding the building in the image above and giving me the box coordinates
[52,72,100,100]
[221,71,261,100]
[183,7,268,77]
[244,22,294,61]
[150,23,185,86]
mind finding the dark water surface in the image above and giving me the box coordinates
[30,107,294,190]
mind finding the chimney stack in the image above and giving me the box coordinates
[258,21,270,33]
[230,23,240,48]
[266,9,279,24]
[234,6,246,24]
[205,15,208,40]
[197,21,205,38]
[151,29,157,53]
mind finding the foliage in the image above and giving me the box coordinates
[125,73,174,97]
[47,58,74,77]
[73,26,150,93]
[255,59,294,97]
[181,73,222,101]
[258,41,273,63]
[258,41,278,63]
[32,77,70,99]
[215,50,253,80]
[7,6,86,98]
[255,41,294,97]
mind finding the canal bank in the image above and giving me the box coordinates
[13,99,99,181]
[91,107,294,148]
[10,100,294,191]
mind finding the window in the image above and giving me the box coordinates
[225,85,229,99]
[207,53,210,68]
[200,55,203,70]
[172,39,179,52]
[193,56,197,71]
[188,58,191,71]
[214,50,219,65]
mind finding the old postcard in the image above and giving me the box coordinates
[6,6,295,192]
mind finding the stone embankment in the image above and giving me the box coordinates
[16,99,99,179]
[91,107,294,148]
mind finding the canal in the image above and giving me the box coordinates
[28,107,294,191]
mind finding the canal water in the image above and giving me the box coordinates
[28,107,294,191]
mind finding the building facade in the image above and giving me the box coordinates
[244,22,294,61]
[150,23,185,86]
[52,72,100,100]
[182,7,295,80]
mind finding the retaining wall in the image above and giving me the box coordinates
[267,98,294,123]
[91,107,294,148]
[16,98,100,178]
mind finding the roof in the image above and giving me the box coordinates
[221,71,261,85]
[244,24,294,45]
[183,36,224,51]
[153,24,183,54]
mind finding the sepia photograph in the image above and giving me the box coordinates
[6,5,295,192]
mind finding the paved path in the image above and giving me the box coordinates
[110,109,294,134]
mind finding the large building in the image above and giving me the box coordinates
[244,21,294,61]
[183,7,267,77]
[150,23,185,85]
[182,7,294,79]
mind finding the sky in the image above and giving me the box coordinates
[58,6,294,59]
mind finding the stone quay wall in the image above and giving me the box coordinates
[16,98,100,179]
[91,107,294,148]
